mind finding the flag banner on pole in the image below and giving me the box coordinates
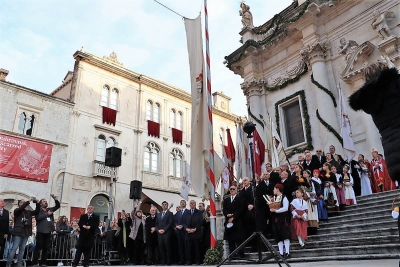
[180,162,191,200]
[253,128,265,177]
[235,122,247,179]
[214,152,227,189]
[339,84,356,161]
[226,128,236,186]
[185,15,210,198]
[268,115,287,167]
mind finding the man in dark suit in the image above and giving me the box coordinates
[145,206,158,265]
[303,152,320,173]
[281,171,298,203]
[266,163,281,186]
[312,148,326,170]
[347,159,362,196]
[72,205,100,267]
[223,186,245,257]
[0,199,10,261]
[239,177,255,249]
[156,201,174,265]
[182,200,203,265]
[329,145,345,166]
[255,172,274,237]
[174,200,188,265]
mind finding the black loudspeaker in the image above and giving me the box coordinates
[130,180,142,199]
[105,146,122,167]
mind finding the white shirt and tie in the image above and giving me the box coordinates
[231,194,236,203]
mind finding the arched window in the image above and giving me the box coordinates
[96,135,106,162]
[101,85,110,107]
[146,101,160,123]
[106,137,115,148]
[177,111,182,130]
[17,112,26,134]
[169,148,183,178]
[144,142,160,173]
[110,88,118,110]
[154,103,160,123]
[170,109,176,128]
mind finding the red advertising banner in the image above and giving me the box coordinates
[0,133,53,183]
[70,207,86,222]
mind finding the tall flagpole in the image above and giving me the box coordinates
[204,0,216,248]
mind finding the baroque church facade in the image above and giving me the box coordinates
[227,0,399,160]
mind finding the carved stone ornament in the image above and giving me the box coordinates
[240,78,265,97]
[378,36,400,62]
[300,41,331,66]
[71,110,81,117]
[340,41,375,84]
[239,2,254,29]
[267,60,307,88]
[371,9,396,40]
[337,38,359,62]
[103,51,123,66]
[82,137,89,147]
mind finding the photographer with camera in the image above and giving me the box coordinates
[6,197,37,267]
[32,194,60,267]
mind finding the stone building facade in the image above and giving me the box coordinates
[51,50,238,220]
[0,70,73,212]
[226,0,400,162]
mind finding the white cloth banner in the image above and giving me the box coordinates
[269,116,287,168]
[185,15,210,198]
[180,162,191,200]
[235,122,248,179]
[338,84,356,161]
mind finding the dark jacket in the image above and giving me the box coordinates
[78,213,100,249]
[349,68,400,183]
[223,194,245,241]
[117,217,132,244]
[155,210,174,235]
[12,201,37,237]
[145,215,158,245]
[182,209,203,240]
[35,200,60,234]
[0,208,10,243]
[312,154,326,169]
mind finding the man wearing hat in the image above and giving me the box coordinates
[370,147,395,192]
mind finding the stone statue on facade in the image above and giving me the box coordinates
[337,38,359,61]
[239,2,254,29]
[371,9,396,40]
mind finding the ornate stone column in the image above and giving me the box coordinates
[301,41,341,149]
[241,78,265,127]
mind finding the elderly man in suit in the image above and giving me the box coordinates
[182,200,203,265]
[174,200,188,265]
[223,185,245,257]
[156,201,174,265]
[0,199,10,262]
[72,205,100,267]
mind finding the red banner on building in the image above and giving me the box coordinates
[0,133,53,183]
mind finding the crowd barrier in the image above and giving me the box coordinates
[1,232,120,266]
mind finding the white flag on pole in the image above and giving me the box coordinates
[339,84,356,161]
[269,116,287,168]
[185,15,210,198]
[235,121,248,179]
[180,162,191,200]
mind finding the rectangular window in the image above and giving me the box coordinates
[146,103,152,121]
[170,110,175,128]
[144,150,150,171]
[282,100,305,147]
[177,113,182,130]
[154,104,160,123]
[151,154,158,173]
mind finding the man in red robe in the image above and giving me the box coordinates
[370,147,395,192]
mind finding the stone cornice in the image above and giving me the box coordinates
[212,91,232,100]
[0,129,68,147]
[0,80,74,107]
[212,107,239,121]
[94,124,122,136]
[73,51,191,103]
[300,40,331,66]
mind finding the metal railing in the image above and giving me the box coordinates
[93,161,118,178]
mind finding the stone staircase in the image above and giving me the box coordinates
[246,189,400,263]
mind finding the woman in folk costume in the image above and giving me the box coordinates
[321,163,340,213]
[303,170,318,228]
[312,170,328,221]
[290,189,308,248]
[342,164,357,206]
[370,147,395,192]
[269,184,292,259]
[332,166,346,210]
[359,160,373,196]
[294,164,310,190]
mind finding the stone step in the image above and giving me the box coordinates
[342,198,394,211]
[316,220,397,235]
[356,189,400,202]
[356,192,400,204]
[319,213,394,227]
[338,202,392,215]
[319,208,389,223]
[306,226,398,242]
[245,243,400,258]
[236,253,400,264]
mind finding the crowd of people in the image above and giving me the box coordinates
[0,196,212,267]
[222,145,397,259]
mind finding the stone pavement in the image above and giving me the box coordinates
[95,259,399,267]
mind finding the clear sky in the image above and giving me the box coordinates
[0,0,293,116]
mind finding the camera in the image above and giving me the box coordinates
[32,197,37,203]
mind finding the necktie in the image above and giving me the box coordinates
[162,211,165,219]
[182,210,184,216]
[191,209,194,215]
[231,196,234,202]
[0,210,2,216]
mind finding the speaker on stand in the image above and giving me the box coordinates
[130,180,142,200]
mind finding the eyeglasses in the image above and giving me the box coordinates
[316,150,321,152]
[229,188,236,191]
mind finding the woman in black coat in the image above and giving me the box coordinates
[117,213,132,264]
[349,63,400,184]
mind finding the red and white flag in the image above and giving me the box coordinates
[185,15,210,198]
[253,128,265,177]
[180,162,191,200]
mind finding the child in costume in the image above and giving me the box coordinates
[290,189,308,248]
[342,164,357,205]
